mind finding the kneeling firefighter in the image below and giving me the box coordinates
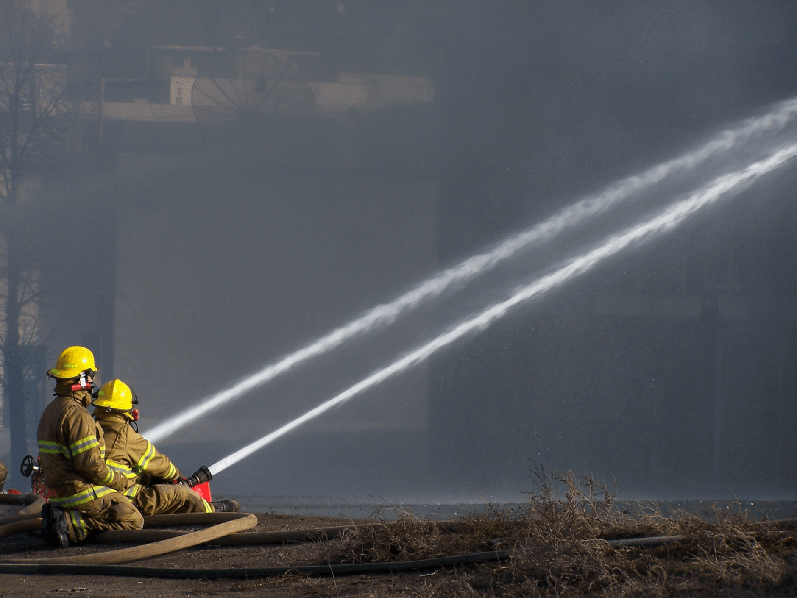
[92,379,239,515]
[37,346,144,547]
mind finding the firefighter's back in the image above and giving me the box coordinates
[37,395,101,498]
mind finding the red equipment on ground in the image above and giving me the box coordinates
[20,455,50,499]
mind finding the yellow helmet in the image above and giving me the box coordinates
[94,379,138,411]
[47,346,98,379]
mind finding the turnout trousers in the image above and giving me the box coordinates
[132,483,213,516]
[63,492,144,543]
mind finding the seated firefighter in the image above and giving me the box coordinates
[0,460,7,491]
[92,379,239,515]
[37,346,144,547]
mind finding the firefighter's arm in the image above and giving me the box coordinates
[128,431,181,482]
[66,413,127,492]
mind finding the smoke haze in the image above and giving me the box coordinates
[0,1,794,504]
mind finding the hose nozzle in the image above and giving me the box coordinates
[185,465,212,487]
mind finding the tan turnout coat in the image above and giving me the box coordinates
[36,388,127,507]
[95,411,212,516]
[94,410,181,499]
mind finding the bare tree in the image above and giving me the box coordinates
[0,0,89,466]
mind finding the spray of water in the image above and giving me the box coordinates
[208,143,796,475]
[147,98,796,445]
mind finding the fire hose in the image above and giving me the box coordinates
[0,511,463,546]
[1,512,256,565]
[0,492,43,506]
[0,512,482,577]
[0,517,697,579]
[90,518,795,548]
[0,493,46,525]
[0,500,794,577]
[0,525,793,579]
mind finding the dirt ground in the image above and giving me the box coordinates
[0,504,447,598]
[1,488,796,598]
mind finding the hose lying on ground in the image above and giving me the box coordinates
[2,511,794,547]
[93,518,465,545]
[143,512,248,527]
[1,548,512,577]
[95,524,381,545]
[0,507,794,576]
[0,510,253,541]
[0,495,46,526]
[0,493,43,506]
[0,517,41,539]
[0,532,768,579]
[2,512,257,565]
[92,517,798,546]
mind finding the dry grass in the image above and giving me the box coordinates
[316,468,796,597]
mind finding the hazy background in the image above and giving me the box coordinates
[0,0,795,504]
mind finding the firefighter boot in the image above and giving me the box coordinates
[51,507,71,548]
[211,499,240,513]
[40,502,54,539]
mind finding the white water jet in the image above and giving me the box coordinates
[147,98,796,445]
[209,143,796,475]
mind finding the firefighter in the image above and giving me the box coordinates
[37,346,144,547]
[92,379,239,515]
[0,460,7,491]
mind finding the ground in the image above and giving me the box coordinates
[1,482,796,598]
[0,507,420,598]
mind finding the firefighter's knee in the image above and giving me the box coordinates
[107,496,144,529]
